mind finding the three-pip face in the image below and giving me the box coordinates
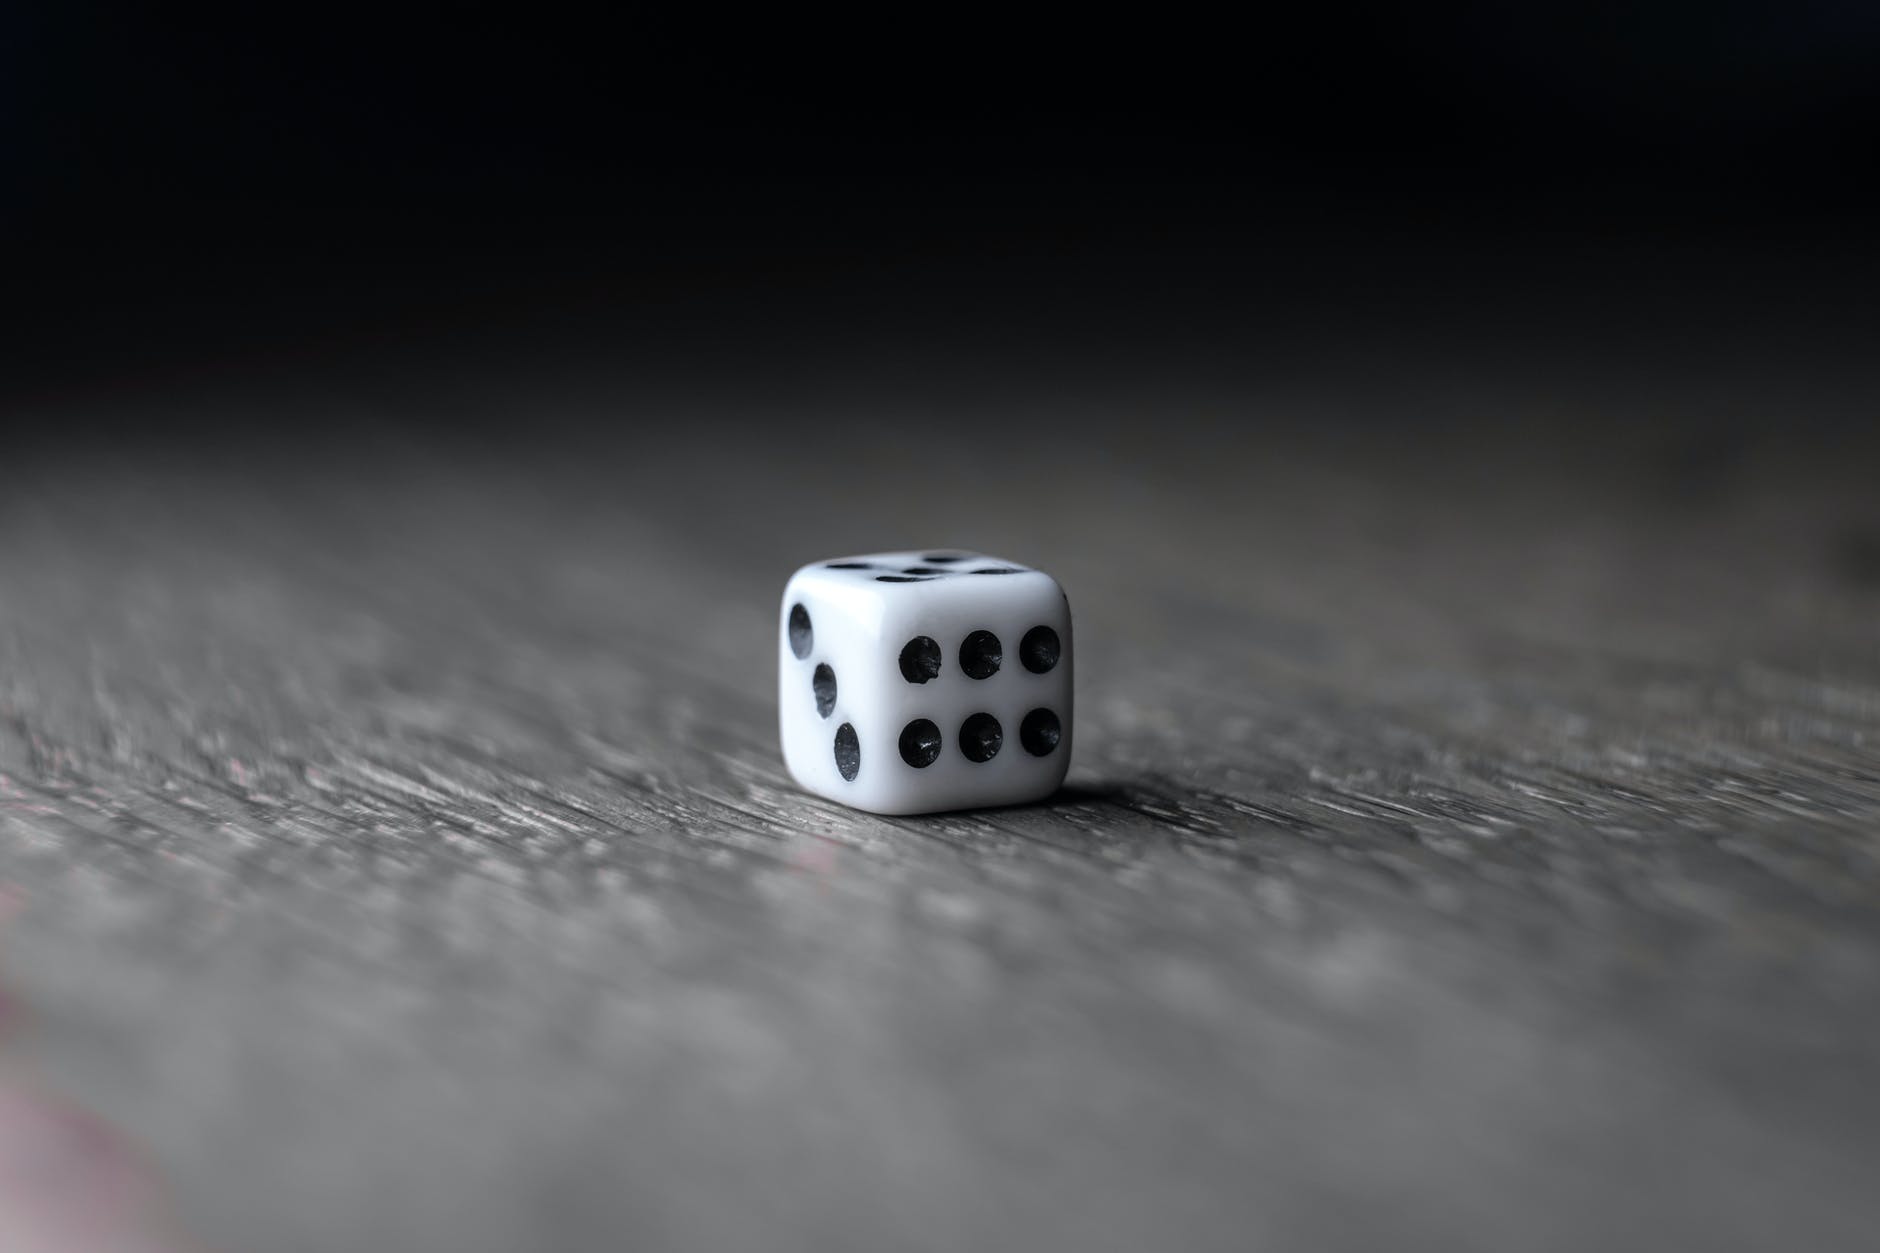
[778,551,1073,815]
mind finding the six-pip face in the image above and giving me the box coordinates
[778,551,1073,815]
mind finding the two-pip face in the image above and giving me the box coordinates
[778,551,1073,815]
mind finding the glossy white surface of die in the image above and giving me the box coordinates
[778,551,1073,815]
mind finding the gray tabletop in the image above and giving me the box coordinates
[2,352,1877,1251]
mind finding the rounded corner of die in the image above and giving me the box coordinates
[1045,751,1075,793]
[779,562,818,598]
[1033,567,1069,599]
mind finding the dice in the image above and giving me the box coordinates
[778,550,1073,814]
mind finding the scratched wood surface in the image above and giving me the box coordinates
[2,363,1878,1252]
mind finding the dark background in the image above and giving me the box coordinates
[7,5,1879,437]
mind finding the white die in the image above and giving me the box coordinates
[778,550,1073,814]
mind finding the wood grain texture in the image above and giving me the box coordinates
[2,372,1878,1252]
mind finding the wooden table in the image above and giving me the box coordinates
[3,345,1877,1251]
